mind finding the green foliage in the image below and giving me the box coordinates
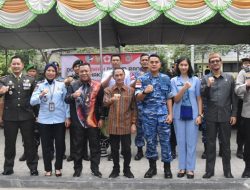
[0,44,247,77]
[170,45,191,61]
[0,49,37,76]
[0,52,6,76]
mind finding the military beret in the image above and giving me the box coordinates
[26,64,37,71]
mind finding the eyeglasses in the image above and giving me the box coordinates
[243,61,250,66]
[209,60,221,64]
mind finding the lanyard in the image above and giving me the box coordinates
[48,83,55,102]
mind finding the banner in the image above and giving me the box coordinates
[61,53,142,80]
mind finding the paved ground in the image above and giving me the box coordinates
[0,127,249,189]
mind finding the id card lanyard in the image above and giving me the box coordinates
[48,82,56,112]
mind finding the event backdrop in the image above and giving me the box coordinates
[61,53,142,80]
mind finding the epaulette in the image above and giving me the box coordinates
[0,75,7,80]
[33,80,44,91]
[55,79,64,83]
[36,79,45,84]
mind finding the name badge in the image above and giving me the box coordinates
[23,79,31,90]
[49,102,55,112]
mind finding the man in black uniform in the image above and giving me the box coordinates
[0,55,38,176]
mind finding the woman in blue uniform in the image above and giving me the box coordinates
[171,57,202,179]
[30,63,70,177]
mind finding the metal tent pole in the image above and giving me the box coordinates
[191,45,195,70]
[99,20,103,79]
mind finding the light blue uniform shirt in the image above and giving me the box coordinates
[30,79,70,124]
[171,76,201,120]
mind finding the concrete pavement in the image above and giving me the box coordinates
[0,127,248,189]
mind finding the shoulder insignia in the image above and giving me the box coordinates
[33,83,40,91]
[36,79,44,84]
[0,75,7,80]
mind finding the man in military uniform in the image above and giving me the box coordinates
[131,53,149,160]
[0,55,38,176]
[135,54,173,179]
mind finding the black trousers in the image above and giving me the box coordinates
[72,125,100,172]
[243,118,250,162]
[21,121,40,152]
[3,120,38,172]
[39,123,65,172]
[69,124,88,158]
[206,121,231,174]
[33,122,40,150]
[110,134,131,172]
[170,123,177,149]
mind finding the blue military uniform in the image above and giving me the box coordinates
[135,72,173,163]
[134,68,147,148]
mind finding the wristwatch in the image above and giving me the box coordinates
[198,114,204,118]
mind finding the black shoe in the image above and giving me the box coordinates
[201,151,207,159]
[73,169,82,177]
[144,167,157,178]
[55,173,62,177]
[30,170,39,176]
[82,155,90,161]
[202,172,214,178]
[55,170,62,177]
[186,171,194,179]
[164,171,172,179]
[91,170,102,178]
[164,162,172,179]
[124,169,134,178]
[109,170,119,178]
[2,170,14,175]
[224,172,234,178]
[19,153,26,161]
[63,155,67,160]
[67,156,73,162]
[177,170,186,178]
[134,151,143,160]
[236,149,243,159]
[107,154,113,161]
[242,169,250,178]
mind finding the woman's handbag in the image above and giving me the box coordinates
[180,105,193,120]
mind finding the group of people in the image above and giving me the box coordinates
[0,52,249,180]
